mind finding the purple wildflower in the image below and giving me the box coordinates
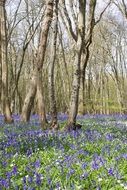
[2,161,7,168]
[56,182,61,189]
[108,168,114,176]
[35,173,42,186]
[105,133,113,141]
[12,165,18,175]
[6,172,12,179]
[28,176,33,183]
[23,185,27,190]
[47,177,52,185]
[82,162,87,169]
[92,161,99,170]
[34,159,41,169]
[22,176,26,184]
[0,179,9,189]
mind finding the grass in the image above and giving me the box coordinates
[0,114,127,189]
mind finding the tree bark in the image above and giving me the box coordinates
[21,0,54,126]
[80,0,96,114]
[0,0,13,123]
[66,0,86,130]
[21,70,37,122]
[36,72,48,129]
[48,0,59,129]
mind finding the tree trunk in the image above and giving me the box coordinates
[80,0,96,114]
[21,0,53,125]
[36,72,48,129]
[81,49,90,114]
[0,0,13,123]
[66,0,86,130]
[21,70,37,122]
[48,0,59,129]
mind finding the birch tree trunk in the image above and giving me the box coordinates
[21,70,37,122]
[36,72,48,129]
[0,0,13,123]
[21,0,53,126]
[66,0,85,130]
[80,0,96,114]
[48,0,59,129]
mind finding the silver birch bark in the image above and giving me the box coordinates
[66,0,85,130]
[21,70,37,122]
[21,0,53,125]
[48,0,59,129]
[80,0,96,114]
[36,72,48,129]
[0,0,13,123]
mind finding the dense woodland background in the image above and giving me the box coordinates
[0,0,127,129]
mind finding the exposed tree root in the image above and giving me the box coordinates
[41,120,49,130]
[65,123,82,131]
[50,121,59,131]
[4,117,14,124]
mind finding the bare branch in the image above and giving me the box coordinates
[122,0,127,18]
[95,0,112,25]
[113,0,127,19]
[60,0,77,42]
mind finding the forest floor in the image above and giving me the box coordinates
[0,114,127,189]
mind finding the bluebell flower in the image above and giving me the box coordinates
[2,161,7,168]
[108,168,114,176]
[35,173,42,186]
[25,166,31,172]
[47,177,52,185]
[28,187,36,190]
[0,179,9,189]
[34,159,41,169]
[22,176,26,184]
[56,182,61,189]
[92,161,99,170]
[69,169,75,175]
[82,162,87,169]
[12,165,18,175]
[28,176,33,183]
[105,133,113,141]
[23,185,27,190]
[6,171,12,179]
[26,149,33,157]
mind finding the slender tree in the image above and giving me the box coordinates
[66,0,86,130]
[80,0,97,114]
[21,0,54,128]
[0,0,13,123]
[48,0,59,129]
